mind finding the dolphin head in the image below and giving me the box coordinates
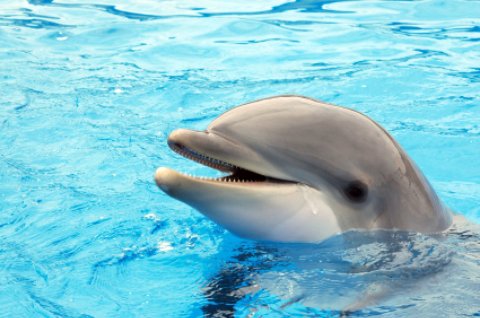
[155,96,452,243]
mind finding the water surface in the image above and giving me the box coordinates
[0,0,479,317]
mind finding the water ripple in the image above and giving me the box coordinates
[1,0,479,316]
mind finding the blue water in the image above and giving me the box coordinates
[1,0,480,317]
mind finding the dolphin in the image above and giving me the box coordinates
[155,95,452,243]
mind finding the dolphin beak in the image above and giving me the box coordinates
[155,128,343,243]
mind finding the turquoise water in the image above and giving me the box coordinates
[1,0,480,317]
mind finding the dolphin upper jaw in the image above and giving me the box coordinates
[166,129,294,182]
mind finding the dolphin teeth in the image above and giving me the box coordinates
[171,142,236,172]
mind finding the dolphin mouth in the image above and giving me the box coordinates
[161,136,295,185]
[167,139,294,184]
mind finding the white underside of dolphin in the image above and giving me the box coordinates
[155,95,452,243]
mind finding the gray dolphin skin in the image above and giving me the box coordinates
[155,96,452,243]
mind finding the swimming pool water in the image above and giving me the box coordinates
[0,0,479,317]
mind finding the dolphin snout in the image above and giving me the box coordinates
[155,167,178,193]
[167,129,190,149]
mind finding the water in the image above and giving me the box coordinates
[1,0,479,316]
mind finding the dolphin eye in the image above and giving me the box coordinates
[344,181,368,203]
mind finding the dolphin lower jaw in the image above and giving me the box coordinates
[155,167,342,243]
